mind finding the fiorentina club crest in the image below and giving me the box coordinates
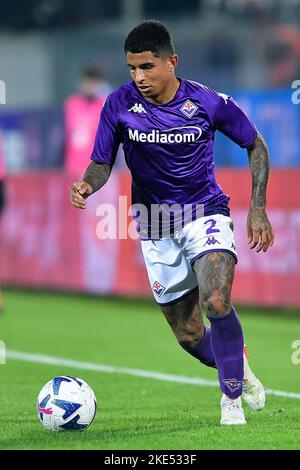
[223,378,243,393]
[180,99,198,118]
[152,281,165,297]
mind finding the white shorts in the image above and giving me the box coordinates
[141,214,237,305]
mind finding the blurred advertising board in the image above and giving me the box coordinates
[0,169,299,307]
[214,89,300,167]
[0,108,64,172]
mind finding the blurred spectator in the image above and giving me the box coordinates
[266,25,300,88]
[0,132,5,313]
[64,66,111,179]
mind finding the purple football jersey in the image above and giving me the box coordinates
[91,79,257,236]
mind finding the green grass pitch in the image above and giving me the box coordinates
[0,289,300,450]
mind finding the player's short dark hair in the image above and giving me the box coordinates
[124,20,175,57]
[81,66,103,81]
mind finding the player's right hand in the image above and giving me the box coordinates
[70,181,93,209]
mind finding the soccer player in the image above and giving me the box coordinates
[70,21,274,425]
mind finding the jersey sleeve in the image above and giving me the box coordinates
[213,92,257,148]
[91,91,122,166]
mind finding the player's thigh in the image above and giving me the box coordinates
[193,251,236,316]
[140,238,198,305]
[160,287,205,343]
[183,214,238,266]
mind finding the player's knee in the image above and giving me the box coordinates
[200,290,231,318]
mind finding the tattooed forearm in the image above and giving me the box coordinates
[83,161,111,194]
[246,133,274,251]
[247,133,270,209]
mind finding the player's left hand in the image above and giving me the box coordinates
[247,206,274,253]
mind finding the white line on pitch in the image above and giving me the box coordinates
[7,350,300,400]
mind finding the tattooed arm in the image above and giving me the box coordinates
[247,132,274,252]
[70,161,111,209]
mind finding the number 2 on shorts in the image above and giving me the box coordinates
[204,218,220,235]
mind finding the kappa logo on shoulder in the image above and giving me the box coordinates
[180,99,198,118]
[128,103,147,114]
[218,93,230,105]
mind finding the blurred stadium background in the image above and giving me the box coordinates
[1,0,300,305]
[0,0,300,450]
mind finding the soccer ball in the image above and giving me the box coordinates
[36,376,97,431]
